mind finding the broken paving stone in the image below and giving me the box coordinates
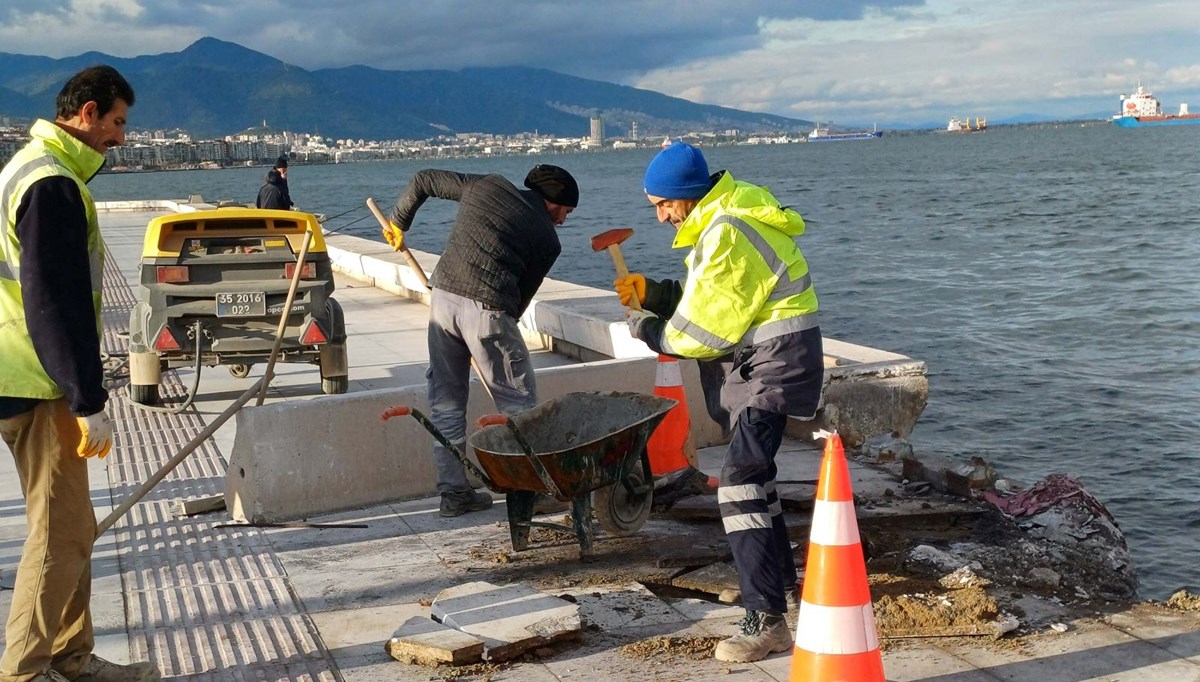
[386,616,484,667]
[1020,567,1061,590]
[864,433,914,462]
[939,566,992,590]
[672,561,741,598]
[431,581,581,662]
[907,544,974,573]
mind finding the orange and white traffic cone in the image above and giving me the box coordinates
[646,354,698,476]
[788,430,885,682]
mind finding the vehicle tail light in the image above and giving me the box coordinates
[299,320,328,345]
[152,325,182,352]
[284,262,317,280]
[156,265,190,283]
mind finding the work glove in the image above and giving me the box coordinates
[382,218,406,252]
[626,309,657,340]
[76,410,113,459]
[613,274,646,308]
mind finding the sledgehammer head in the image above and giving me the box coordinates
[590,227,634,252]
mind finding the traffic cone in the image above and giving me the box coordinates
[646,354,698,477]
[788,430,885,682]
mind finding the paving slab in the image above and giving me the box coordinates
[386,615,485,666]
[432,581,583,661]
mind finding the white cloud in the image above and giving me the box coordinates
[2,1,1199,125]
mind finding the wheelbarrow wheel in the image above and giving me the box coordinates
[594,459,652,536]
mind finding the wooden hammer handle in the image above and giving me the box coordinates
[607,244,642,311]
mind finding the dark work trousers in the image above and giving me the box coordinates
[717,406,795,614]
[426,288,538,494]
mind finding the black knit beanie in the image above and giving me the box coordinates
[523,164,579,207]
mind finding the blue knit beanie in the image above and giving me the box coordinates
[644,142,711,199]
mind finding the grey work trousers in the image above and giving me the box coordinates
[426,289,537,494]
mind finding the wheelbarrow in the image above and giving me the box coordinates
[381,391,676,555]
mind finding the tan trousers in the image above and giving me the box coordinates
[0,398,95,682]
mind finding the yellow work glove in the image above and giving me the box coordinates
[382,220,405,252]
[613,274,646,308]
[76,410,113,459]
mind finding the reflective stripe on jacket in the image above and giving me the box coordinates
[657,171,818,359]
[0,119,105,400]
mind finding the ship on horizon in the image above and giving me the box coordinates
[947,116,987,133]
[807,122,883,142]
[1112,83,1200,128]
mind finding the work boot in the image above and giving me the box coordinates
[72,655,162,682]
[32,671,70,682]
[714,610,793,663]
[439,490,493,517]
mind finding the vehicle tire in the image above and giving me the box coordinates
[594,458,653,536]
[129,383,159,406]
[228,363,252,378]
[322,375,348,395]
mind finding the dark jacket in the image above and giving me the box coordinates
[391,170,561,318]
[256,179,289,209]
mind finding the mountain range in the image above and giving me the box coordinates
[0,37,811,140]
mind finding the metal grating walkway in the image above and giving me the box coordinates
[100,250,340,681]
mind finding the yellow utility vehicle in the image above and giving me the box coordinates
[126,208,347,405]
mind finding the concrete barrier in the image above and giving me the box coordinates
[226,231,928,522]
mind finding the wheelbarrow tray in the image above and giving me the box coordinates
[468,391,676,501]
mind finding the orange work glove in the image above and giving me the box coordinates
[613,274,646,308]
[382,220,405,251]
[76,410,113,459]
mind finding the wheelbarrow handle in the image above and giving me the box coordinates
[478,414,564,500]
[476,414,508,428]
[381,405,493,489]
[380,406,412,421]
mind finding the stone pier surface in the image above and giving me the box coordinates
[0,202,1196,682]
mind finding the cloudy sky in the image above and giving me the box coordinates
[3,0,1200,125]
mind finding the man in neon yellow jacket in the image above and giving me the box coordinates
[0,66,160,682]
[618,142,823,663]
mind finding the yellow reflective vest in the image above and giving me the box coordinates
[0,119,105,400]
[657,171,819,359]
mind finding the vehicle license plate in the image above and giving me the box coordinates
[216,292,266,317]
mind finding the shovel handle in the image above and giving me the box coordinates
[366,198,429,289]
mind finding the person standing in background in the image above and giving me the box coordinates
[256,168,289,209]
[617,142,824,663]
[273,155,294,208]
[0,65,161,682]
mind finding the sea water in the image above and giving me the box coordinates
[92,123,1200,598]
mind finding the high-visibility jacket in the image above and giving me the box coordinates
[637,171,824,427]
[658,171,818,358]
[0,119,105,400]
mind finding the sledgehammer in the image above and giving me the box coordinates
[591,227,641,311]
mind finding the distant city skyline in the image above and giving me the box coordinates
[3,1,1199,125]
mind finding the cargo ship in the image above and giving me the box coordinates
[807,122,883,141]
[1112,84,1200,127]
[947,116,987,132]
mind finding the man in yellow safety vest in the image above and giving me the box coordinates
[617,142,824,663]
[0,65,160,682]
